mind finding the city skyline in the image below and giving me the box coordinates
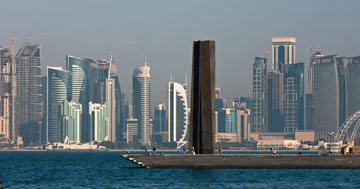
[1,0,360,107]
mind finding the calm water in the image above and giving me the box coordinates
[1,151,360,188]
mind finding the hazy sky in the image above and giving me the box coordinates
[1,0,359,107]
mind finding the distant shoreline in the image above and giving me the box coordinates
[0,149,319,153]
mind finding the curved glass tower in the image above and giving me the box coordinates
[66,55,90,142]
[132,63,151,144]
[168,81,188,144]
[47,67,71,142]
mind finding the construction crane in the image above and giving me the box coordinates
[4,34,16,142]
[4,34,40,142]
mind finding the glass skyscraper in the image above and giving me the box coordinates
[313,55,342,139]
[109,64,125,142]
[346,57,360,117]
[154,104,166,133]
[66,55,90,142]
[252,57,266,132]
[132,62,151,144]
[283,62,304,132]
[15,43,42,145]
[224,108,237,133]
[47,67,71,142]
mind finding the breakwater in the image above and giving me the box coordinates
[123,154,360,169]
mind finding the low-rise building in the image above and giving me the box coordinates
[257,139,300,150]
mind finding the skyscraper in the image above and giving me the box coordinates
[47,67,71,143]
[132,62,151,145]
[283,62,304,132]
[266,71,283,132]
[60,100,82,143]
[15,43,42,145]
[0,46,11,140]
[252,57,266,132]
[346,56,360,117]
[41,76,47,144]
[233,97,253,111]
[236,109,250,142]
[109,64,125,142]
[272,37,296,72]
[89,102,109,142]
[154,104,166,133]
[168,81,188,145]
[305,51,323,130]
[224,108,237,133]
[66,55,90,142]
[190,40,215,154]
[105,73,116,142]
[153,103,167,144]
[215,87,226,132]
[313,55,343,139]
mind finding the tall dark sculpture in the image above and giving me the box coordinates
[189,40,215,154]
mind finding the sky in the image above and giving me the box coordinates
[0,0,360,107]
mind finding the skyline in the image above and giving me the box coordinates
[1,0,360,107]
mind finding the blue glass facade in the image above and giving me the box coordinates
[225,108,237,133]
[47,67,71,142]
[66,55,91,142]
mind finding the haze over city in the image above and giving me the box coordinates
[3,1,360,188]
[1,0,359,106]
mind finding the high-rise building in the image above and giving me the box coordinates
[224,108,237,133]
[189,40,215,154]
[154,103,167,145]
[109,64,125,142]
[313,55,344,139]
[272,37,296,72]
[252,57,267,132]
[236,109,250,142]
[266,71,283,132]
[60,100,82,143]
[47,67,71,143]
[89,102,109,142]
[126,118,138,143]
[132,62,151,144]
[154,104,166,133]
[0,46,11,140]
[123,100,131,138]
[336,57,347,124]
[283,62,304,132]
[346,56,360,117]
[168,81,188,145]
[41,76,47,144]
[15,43,42,145]
[66,55,90,142]
[305,51,323,130]
[233,97,253,111]
[105,77,116,142]
[215,87,226,133]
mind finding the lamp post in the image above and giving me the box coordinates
[328,132,334,154]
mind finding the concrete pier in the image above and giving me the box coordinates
[123,154,360,169]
